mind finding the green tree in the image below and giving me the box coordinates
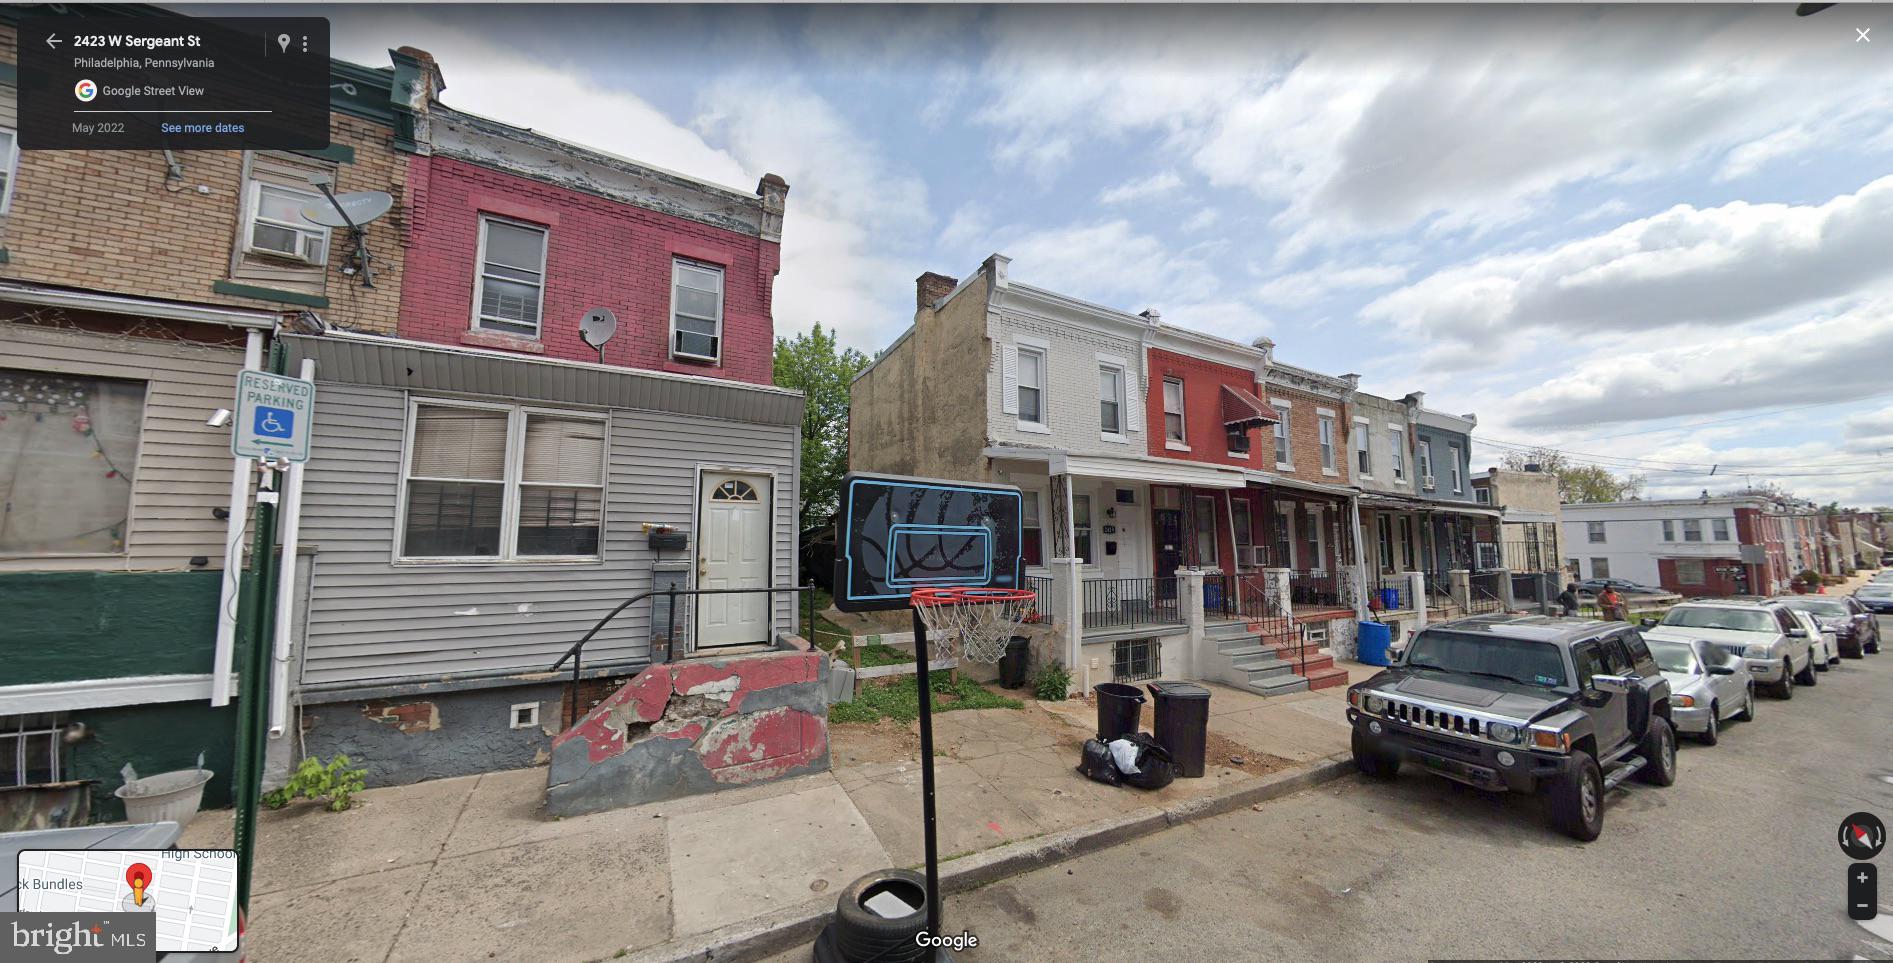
[1501,448,1646,504]
[775,324,869,530]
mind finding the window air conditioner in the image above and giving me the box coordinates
[1421,475,1436,491]
[1249,546,1269,566]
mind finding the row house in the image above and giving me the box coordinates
[852,255,1513,697]
[1470,463,1568,603]
[286,62,803,787]
[1560,496,1791,597]
[0,11,420,818]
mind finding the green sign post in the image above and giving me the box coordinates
[231,346,288,914]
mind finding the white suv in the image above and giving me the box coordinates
[1642,598,1816,699]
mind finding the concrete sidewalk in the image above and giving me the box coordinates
[182,675,1374,963]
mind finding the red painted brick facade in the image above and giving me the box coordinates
[1656,556,1757,597]
[399,155,779,385]
[1143,347,1269,468]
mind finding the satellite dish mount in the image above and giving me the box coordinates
[303,176,394,289]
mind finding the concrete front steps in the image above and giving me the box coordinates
[1203,622,1349,696]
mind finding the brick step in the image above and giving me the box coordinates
[1263,649,1334,673]
[1301,666,1351,690]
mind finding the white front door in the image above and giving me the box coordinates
[698,471,772,648]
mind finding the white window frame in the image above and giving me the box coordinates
[241,179,330,265]
[1021,489,1046,569]
[1712,518,1731,541]
[1098,362,1127,441]
[1662,519,1675,542]
[1682,518,1703,542]
[0,128,19,215]
[1231,498,1253,566]
[1587,521,1607,544]
[1194,494,1219,568]
[1351,417,1372,479]
[1073,493,1096,567]
[472,215,548,338]
[1591,557,1610,579]
[1016,344,1048,430]
[1448,444,1463,493]
[670,257,725,363]
[394,397,609,564]
[1387,424,1406,481]
[1272,400,1293,469]
[1418,440,1434,488]
[1316,407,1337,475]
[1162,378,1188,450]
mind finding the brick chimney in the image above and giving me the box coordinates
[917,272,959,310]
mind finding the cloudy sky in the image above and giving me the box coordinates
[270,4,1893,506]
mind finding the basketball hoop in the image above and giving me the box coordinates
[910,586,1037,663]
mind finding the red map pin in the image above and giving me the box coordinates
[125,863,152,906]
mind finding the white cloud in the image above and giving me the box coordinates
[1256,263,1409,307]
[996,220,1216,308]
[1180,208,1221,232]
[1363,175,1893,350]
[1098,171,1184,205]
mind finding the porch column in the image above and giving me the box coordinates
[1347,494,1368,621]
[1263,567,1293,620]
[1496,568,1516,610]
[1177,568,1206,679]
[1408,571,1428,629]
[1449,569,1472,612]
[1054,556,1083,694]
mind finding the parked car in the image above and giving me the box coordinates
[1853,582,1893,620]
[1641,598,1815,698]
[1785,608,1836,669]
[1646,637,1755,745]
[1869,570,1893,583]
[1773,595,1871,659]
[1575,578,1669,598]
[1346,614,1677,841]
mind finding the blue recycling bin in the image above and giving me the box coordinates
[1357,621,1393,666]
[1376,587,1402,611]
[1203,579,1225,614]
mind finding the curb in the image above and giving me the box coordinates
[624,753,1356,963]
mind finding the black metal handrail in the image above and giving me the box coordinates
[1023,575,1056,626]
[552,583,818,729]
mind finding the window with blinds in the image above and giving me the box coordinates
[671,258,724,362]
[475,217,548,337]
[401,402,606,560]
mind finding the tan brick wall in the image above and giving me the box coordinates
[850,271,994,482]
[0,27,408,332]
[1260,382,1350,486]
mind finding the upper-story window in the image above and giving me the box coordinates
[0,368,146,557]
[1162,379,1186,446]
[1351,419,1372,477]
[1587,521,1607,544]
[0,128,20,214]
[1017,346,1046,426]
[1389,427,1406,480]
[1318,414,1336,472]
[1682,518,1703,542]
[1273,405,1292,467]
[1662,519,1675,541]
[1713,518,1731,541]
[474,216,548,338]
[1099,364,1124,435]
[1418,440,1434,489]
[1448,444,1463,492]
[671,258,725,362]
[1475,487,1492,504]
[245,181,330,265]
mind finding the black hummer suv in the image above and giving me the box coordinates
[1346,614,1678,841]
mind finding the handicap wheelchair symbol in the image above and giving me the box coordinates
[253,405,295,440]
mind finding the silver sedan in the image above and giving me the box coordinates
[1647,637,1755,746]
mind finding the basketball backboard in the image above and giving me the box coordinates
[833,472,1025,612]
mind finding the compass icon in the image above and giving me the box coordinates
[1839,812,1885,860]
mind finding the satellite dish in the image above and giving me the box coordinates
[579,308,618,350]
[301,191,394,228]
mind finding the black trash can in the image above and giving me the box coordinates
[999,636,1031,690]
[1146,681,1211,778]
[1093,683,1146,742]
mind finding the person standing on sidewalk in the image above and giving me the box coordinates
[1598,585,1627,622]
[1557,583,1581,617]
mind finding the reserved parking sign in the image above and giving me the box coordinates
[232,370,315,462]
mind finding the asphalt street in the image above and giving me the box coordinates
[926,627,1893,962]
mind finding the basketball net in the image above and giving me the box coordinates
[910,587,1037,663]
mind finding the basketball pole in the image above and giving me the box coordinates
[910,604,943,940]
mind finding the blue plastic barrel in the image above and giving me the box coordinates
[1377,587,1401,611]
[1357,621,1393,666]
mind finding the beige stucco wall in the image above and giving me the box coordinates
[849,271,994,483]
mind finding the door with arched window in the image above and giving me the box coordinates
[698,471,773,648]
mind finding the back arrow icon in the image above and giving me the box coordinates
[46,35,61,49]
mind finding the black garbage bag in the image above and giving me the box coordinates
[1077,738,1122,786]
[1115,732,1177,791]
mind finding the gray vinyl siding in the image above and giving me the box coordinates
[296,382,799,689]
[0,322,250,572]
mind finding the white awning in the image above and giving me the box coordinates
[1242,470,1357,499]
[984,446,1248,489]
